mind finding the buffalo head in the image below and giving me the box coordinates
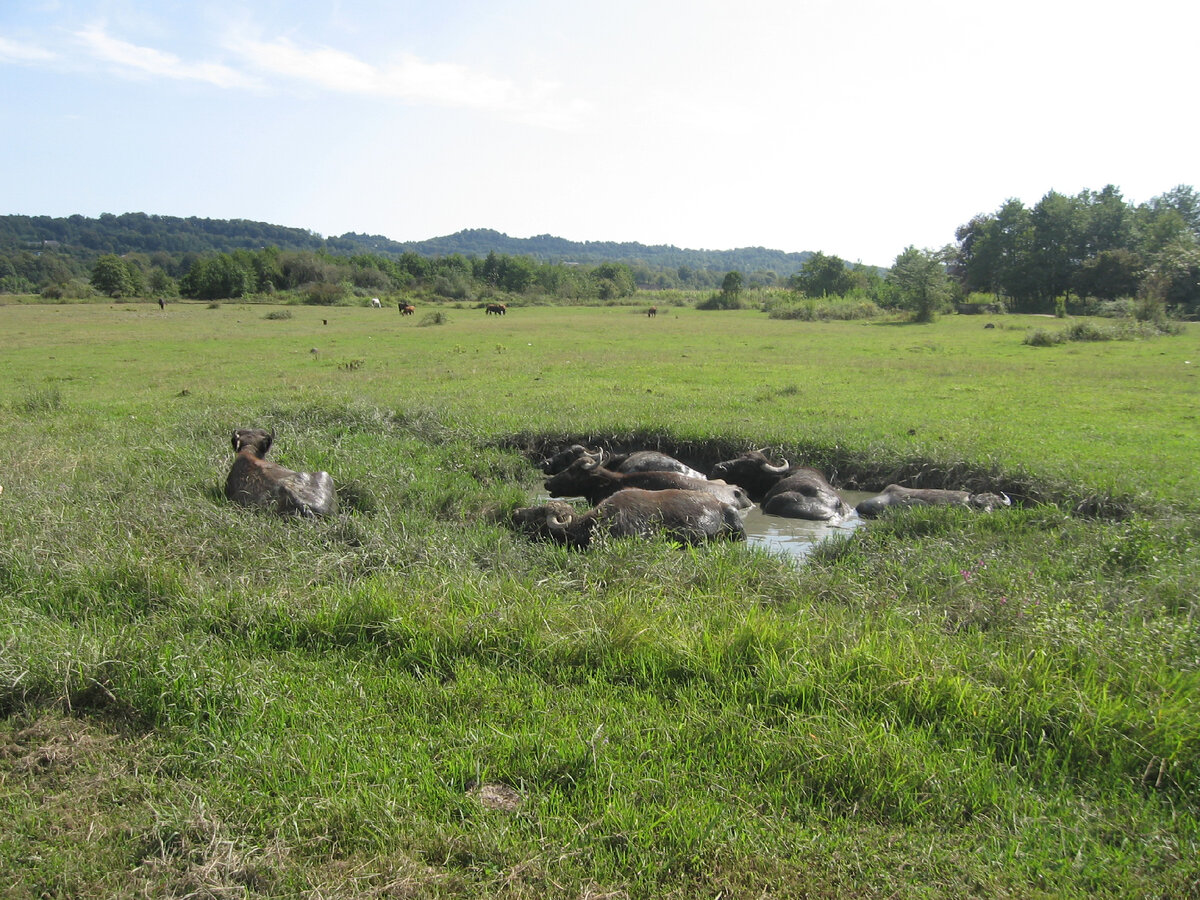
[231,428,274,458]
[710,450,792,501]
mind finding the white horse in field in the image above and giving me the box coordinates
[370,297,382,308]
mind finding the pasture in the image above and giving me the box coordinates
[1,299,1198,898]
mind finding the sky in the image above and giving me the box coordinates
[2,1,1196,267]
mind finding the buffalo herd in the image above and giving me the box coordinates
[517,444,1011,549]
[223,431,1010,551]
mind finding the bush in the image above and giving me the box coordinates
[1023,328,1062,347]
[696,292,744,310]
[1063,320,1109,341]
[263,310,293,320]
[302,282,347,306]
[1024,317,1184,347]
[40,279,98,301]
[768,297,882,321]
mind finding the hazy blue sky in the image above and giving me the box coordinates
[2,1,1195,265]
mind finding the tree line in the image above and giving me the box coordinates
[951,184,1199,314]
[2,185,1196,317]
[775,184,1199,320]
[0,213,808,294]
[80,246,645,304]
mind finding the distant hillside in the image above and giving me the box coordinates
[335,227,815,275]
[0,213,814,276]
[0,212,327,256]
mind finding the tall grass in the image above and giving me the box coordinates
[0,302,1197,897]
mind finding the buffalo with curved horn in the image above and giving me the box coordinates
[540,443,706,480]
[709,449,849,520]
[512,489,746,549]
[546,456,751,510]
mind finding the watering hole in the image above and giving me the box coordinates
[741,490,876,560]
[530,489,878,560]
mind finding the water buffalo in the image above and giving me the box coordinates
[647,306,658,317]
[512,489,746,548]
[855,485,1011,518]
[485,303,507,315]
[545,456,751,509]
[540,444,706,480]
[709,450,848,520]
[224,428,337,517]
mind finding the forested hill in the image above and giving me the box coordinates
[340,228,815,274]
[0,213,813,275]
[0,213,327,255]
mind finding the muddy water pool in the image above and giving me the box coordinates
[528,489,878,561]
[741,490,876,561]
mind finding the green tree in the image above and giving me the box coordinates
[889,247,953,322]
[789,252,854,297]
[721,270,744,298]
[1071,249,1143,301]
[590,262,636,299]
[147,266,177,296]
[179,253,255,300]
[1147,184,1200,236]
[1031,190,1083,304]
[90,254,136,297]
[498,255,536,293]
[1143,236,1200,315]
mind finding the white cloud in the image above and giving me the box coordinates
[227,33,590,129]
[74,24,261,90]
[0,34,58,63]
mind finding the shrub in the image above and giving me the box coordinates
[768,297,882,321]
[696,292,743,310]
[263,310,293,320]
[302,282,347,306]
[1024,317,1184,347]
[40,279,97,301]
[1023,328,1062,347]
[1063,320,1109,341]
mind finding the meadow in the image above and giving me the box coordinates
[1,299,1198,898]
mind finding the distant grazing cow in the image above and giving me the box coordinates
[485,303,507,315]
[224,428,337,517]
[545,456,751,510]
[512,489,746,549]
[647,306,658,317]
[400,304,415,315]
[855,485,1011,518]
[370,298,382,308]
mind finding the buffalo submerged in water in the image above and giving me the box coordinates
[540,444,706,480]
[545,456,751,510]
[709,450,849,521]
[855,484,1011,517]
[512,488,746,549]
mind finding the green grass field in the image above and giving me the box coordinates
[2,299,1198,898]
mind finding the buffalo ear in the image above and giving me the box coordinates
[231,430,242,453]
[264,430,275,455]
